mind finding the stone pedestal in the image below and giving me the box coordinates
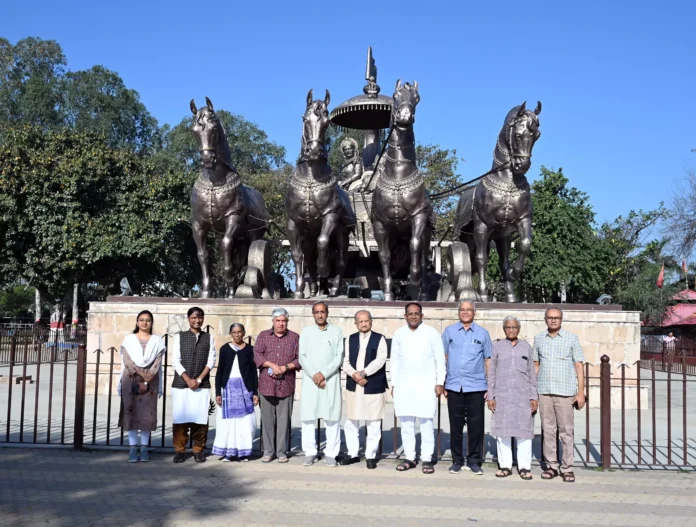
[87,298,640,408]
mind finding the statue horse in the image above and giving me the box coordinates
[453,101,541,302]
[371,80,435,301]
[190,97,270,298]
[286,90,356,298]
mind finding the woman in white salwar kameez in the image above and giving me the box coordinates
[213,324,258,462]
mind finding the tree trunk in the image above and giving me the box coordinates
[72,283,79,326]
[34,288,41,324]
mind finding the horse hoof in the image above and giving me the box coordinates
[329,288,338,297]
[506,294,517,302]
[293,291,304,300]
[383,293,394,302]
[200,291,210,299]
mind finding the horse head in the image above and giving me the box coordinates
[190,97,232,170]
[503,101,541,175]
[301,89,331,162]
[392,79,420,129]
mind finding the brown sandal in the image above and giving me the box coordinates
[541,468,559,480]
[422,462,435,474]
[396,460,417,472]
[562,471,575,483]
[495,468,512,478]
[519,469,533,480]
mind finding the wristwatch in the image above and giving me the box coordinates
[144,381,148,386]
[360,371,367,379]
[195,378,201,385]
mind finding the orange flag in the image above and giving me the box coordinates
[683,258,688,274]
[657,263,665,289]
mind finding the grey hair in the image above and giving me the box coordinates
[354,309,373,322]
[271,307,289,320]
[458,299,477,312]
[544,306,563,318]
[228,322,245,333]
[502,316,520,327]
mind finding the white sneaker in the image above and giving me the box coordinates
[302,455,320,466]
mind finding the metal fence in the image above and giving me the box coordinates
[2,332,695,471]
[641,337,696,376]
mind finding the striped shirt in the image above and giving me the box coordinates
[533,329,584,396]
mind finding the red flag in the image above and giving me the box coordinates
[657,263,665,289]
[683,258,688,274]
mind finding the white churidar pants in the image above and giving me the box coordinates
[127,430,150,446]
[399,417,434,462]
[344,419,381,459]
[496,436,532,470]
[302,420,340,458]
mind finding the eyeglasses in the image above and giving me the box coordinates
[503,326,520,330]
[459,308,474,313]
[545,317,562,321]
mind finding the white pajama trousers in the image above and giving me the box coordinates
[344,419,381,459]
[399,417,434,462]
[302,420,340,458]
[496,437,532,470]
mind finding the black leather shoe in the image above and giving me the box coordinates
[366,459,377,469]
[339,456,360,466]
[193,452,206,463]
[173,452,186,464]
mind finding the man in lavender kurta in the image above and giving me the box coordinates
[487,316,538,479]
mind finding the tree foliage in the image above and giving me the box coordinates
[0,126,190,299]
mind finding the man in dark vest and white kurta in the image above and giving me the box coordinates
[340,310,388,469]
[172,307,217,463]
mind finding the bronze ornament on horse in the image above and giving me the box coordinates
[190,97,271,298]
[286,89,356,298]
[453,101,541,302]
[370,79,435,301]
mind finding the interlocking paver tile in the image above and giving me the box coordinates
[1,448,694,526]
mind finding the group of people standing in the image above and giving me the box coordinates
[117,301,585,482]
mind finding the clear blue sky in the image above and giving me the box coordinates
[2,1,694,224]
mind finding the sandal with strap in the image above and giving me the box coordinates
[519,469,533,480]
[496,468,512,478]
[422,462,435,474]
[562,471,576,483]
[396,460,417,472]
[277,456,289,463]
[541,468,559,480]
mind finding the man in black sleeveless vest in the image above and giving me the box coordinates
[171,307,217,463]
[340,310,388,469]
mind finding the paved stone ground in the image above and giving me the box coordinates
[1,448,695,527]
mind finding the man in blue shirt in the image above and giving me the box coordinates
[442,300,492,475]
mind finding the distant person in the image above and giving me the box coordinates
[340,310,388,469]
[299,302,344,467]
[664,331,676,350]
[254,307,300,463]
[487,316,538,480]
[213,323,258,462]
[118,310,166,463]
[171,307,217,464]
[392,302,446,474]
[442,300,492,475]
[534,307,585,483]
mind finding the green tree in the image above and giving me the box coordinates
[0,37,66,130]
[516,167,607,303]
[0,284,35,317]
[0,126,190,300]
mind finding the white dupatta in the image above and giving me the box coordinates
[117,333,166,396]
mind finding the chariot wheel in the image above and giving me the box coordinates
[447,242,479,302]
[236,240,274,299]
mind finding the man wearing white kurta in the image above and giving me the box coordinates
[171,307,216,464]
[299,301,344,467]
[392,302,446,474]
[340,310,388,469]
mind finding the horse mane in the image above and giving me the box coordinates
[212,115,234,169]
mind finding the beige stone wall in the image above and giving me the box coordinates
[87,299,641,407]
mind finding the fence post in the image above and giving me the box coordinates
[599,354,611,470]
[73,343,87,450]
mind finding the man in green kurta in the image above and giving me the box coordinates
[299,301,344,467]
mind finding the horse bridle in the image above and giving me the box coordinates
[501,115,536,160]
[301,104,328,159]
